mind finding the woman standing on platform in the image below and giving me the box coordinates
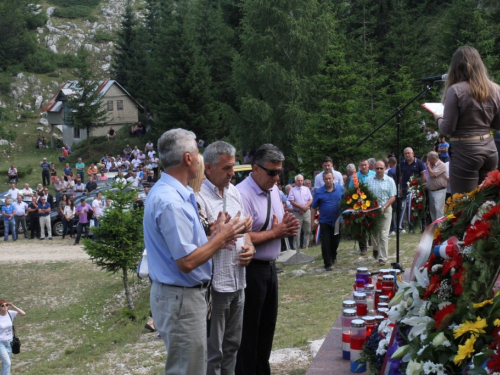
[435,46,500,194]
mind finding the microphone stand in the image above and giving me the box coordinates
[356,83,435,271]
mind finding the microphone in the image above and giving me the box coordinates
[420,74,448,83]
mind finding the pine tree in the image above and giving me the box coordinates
[67,49,109,157]
[231,0,334,159]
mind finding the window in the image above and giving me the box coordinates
[107,100,113,111]
[117,100,123,110]
[73,127,80,138]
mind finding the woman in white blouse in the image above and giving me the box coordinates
[62,198,75,239]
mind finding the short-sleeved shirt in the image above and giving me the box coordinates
[366,175,397,207]
[0,311,18,341]
[64,167,72,176]
[312,184,345,226]
[76,162,85,172]
[400,158,426,192]
[197,179,246,292]
[76,203,92,223]
[143,173,211,286]
[86,181,97,193]
[349,170,375,188]
[2,205,15,221]
[288,185,313,211]
[27,202,39,218]
[41,162,50,171]
[7,188,19,200]
[237,173,284,261]
[74,183,86,197]
[438,142,450,158]
[38,201,51,216]
[314,169,344,191]
[92,198,103,218]
[13,201,28,216]
[22,188,33,202]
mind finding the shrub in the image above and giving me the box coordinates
[1,166,33,182]
[26,13,48,30]
[56,53,78,69]
[49,0,100,7]
[53,6,92,19]
[24,49,56,73]
[93,32,115,43]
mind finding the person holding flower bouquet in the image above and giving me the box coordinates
[366,161,397,264]
[349,159,375,255]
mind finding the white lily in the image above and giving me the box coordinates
[414,267,429,288]
[401,316,435,340]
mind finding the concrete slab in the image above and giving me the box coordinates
[276,249,296,263]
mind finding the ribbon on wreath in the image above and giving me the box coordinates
[433,237,459,258]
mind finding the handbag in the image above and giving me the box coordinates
[137,248,149,279]
[8,312,21,355]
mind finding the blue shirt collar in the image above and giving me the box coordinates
[162,172,194,202]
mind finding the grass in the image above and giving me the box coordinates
[3,233,421,374]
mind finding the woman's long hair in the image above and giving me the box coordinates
[68,198,74,210]
[443,46,498,103]
[188,154,205,193]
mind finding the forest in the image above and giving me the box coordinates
[2,0,500,174]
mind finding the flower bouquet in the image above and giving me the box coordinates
[341,173,382,240]
[406,174,426,225]
[371,169,500,374]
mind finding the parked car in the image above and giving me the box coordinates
[0,208,63,237]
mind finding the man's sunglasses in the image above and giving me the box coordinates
[257,164,283,177]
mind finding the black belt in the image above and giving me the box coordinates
[252,259,276,266]
[430,187,446,191]
[162,281,210,289]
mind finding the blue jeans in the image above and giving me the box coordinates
[3,220,17,241]
[0,340,12,375]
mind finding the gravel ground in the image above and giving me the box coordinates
[0,236,89,263]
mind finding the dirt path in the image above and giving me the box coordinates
[0,237,89,262]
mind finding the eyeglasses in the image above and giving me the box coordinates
[257,164,283,177]
[375,168,385,170]
[0,304,8,307]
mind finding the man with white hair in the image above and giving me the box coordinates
[144,129,249,375]
[288,174,313,249]
[426,151,448,221]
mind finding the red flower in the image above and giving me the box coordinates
[425,253,438,271]
[345,219,350,225]
[483,205,500,222]
[452,268,465,295]
[441,252,463,276]
[417,203,424,210]
[483,169,500,188]
[487,349,500,372]
[371,213,376,218]
[418,192,423,197]
[346,195,352,201]
[412,179,418,184]
[424,274,442,299]
[411,201,417,207]
[463,221,492,246]
[373,201,378,207]
[433,303,457,329]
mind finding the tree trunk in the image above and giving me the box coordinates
[86,126,91,157]
[122,267,134,310]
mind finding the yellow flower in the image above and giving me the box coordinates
[365,201,371,207]
[453,336,477,365]
[361,194,367,200]
[473,299,493,309]
[446,213,456,220]
[352,194,359,200]
[347,199,352,204]
[494,319,500,327]
[361,204,367,210]
[466,188,480,198]
[353,204,360,210]
[453,317,487,338]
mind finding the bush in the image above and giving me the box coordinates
[24,49,56,73]
[1,166,33,182]
[26,13,48,30]
[53,6,92,19]
[56,53,78,69]
[49,0,100,7]
[93,32,115,43]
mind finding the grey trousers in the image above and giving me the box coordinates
[428,188,446,222]
[449,138,498,194]
[207,289,245,375]
[370,207,392,262]
[15,215,27,237]
[151,282,208,375]
[293,209,311,249]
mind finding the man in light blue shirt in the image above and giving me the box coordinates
[143,128,248,375]
[366,160,397,265]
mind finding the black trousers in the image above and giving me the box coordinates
[42,170,50,186]
[235,261,278,375]
[28,216,40,238]
[75,222,89,243]
[320,223,340,267]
